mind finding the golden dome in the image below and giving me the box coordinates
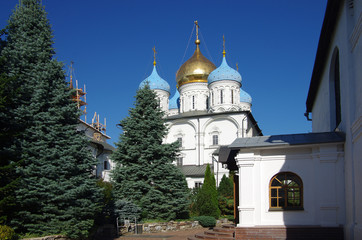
[176,43,216,88]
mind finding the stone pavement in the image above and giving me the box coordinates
[114,227,207,240]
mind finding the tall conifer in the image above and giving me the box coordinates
[194,164,220,218]
[0,0,102,238]
[217,174,234,216]
[0,57,20,225]
[112,84,189,220]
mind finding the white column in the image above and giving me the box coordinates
[313,145,344,227]
[236,152,256,227]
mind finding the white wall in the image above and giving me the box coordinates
[166,112,256,187]
[309,2,362,238]
[236,143,345,228]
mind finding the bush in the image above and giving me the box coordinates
[224,215,234,222]
[0,225,18,240]
[193,216,216,228]
[114,199,141,222]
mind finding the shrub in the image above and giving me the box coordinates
[0,225,18,240]
[225,215,234,222]
[194,216,216,228]
[114,199,141,222]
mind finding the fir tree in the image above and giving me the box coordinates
[194,164,220,218]
[0,0,102,238]
[112,84,189,220]
[0,56,20,225]
[217,174,234,216]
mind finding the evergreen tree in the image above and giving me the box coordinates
[111,84,189,220]
[218,174,233,198]
[217,174,234,216]
[0,1,102,238]
[194,164,220,218]
[0,57,20,225]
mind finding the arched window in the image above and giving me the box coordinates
[269,172,303,210]
[177,137,183,148]
[212,135,219,145]
[220,90,224,104]
[329,47,341,130]
[104,161,109,170]
[231,89,234,104]
[176,157,183,166]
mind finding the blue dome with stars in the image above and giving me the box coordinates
[240,88,252,104]
[169,90,180,109]
[208,56,242,84]
[139,65,170,93]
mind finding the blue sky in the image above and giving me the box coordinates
[1,0,327,146]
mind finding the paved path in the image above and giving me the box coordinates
[114,227,207,240]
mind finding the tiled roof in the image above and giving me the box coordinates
[177,164,212,177]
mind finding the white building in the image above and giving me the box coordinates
[139,25,262,188]
[77,119,115,181]
[69,64,115,182]
[219,0,361,239]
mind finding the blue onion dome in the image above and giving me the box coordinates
[169,90,180,109]
[240,88,252,104]
[139,65,170,93]
[208,56,242,84]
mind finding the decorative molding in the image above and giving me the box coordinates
[351,115,362,143]
[350,11,362,51]
[312,152,344,163]
[261,154,312,161]
[320,206,339,210]
[238,207,255,211]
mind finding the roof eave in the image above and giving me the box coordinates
[306,0,344,113]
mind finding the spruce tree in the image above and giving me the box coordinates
[0,0,102,238]
[0,57,20,225]
[194,164,220,218]
[112,84,189,220]
[217,174,234,216]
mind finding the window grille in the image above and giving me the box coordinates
[269,172,303,210]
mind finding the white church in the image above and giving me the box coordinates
[139,22,262,189]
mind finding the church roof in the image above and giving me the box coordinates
[208,56,242,84]
[229,131,345,149]
[169,90,180,109]
[139,65,170,93]
[217,131,345,171]
[306,0,343,113]
[177,164,212,177]
[90,138,116,151]
[240,88,252,104]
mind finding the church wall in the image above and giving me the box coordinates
[166,120,196,166]
[166,112,251,187]
[209,80,241,112]
[179,83,209,112]
[309,1,362,238]
[235,143,345,228]
[154,89,169,113]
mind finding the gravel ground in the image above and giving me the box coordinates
[114,227,207,240]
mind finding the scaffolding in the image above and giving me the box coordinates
[68,62,107,139]
[69,61,87,122]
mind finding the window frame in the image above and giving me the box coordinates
[176,157,183,166]
[177,137,183,148]
[104,161,109,170]
[212,134,219,145]
[269,172,304,211]
[195,181,203,189]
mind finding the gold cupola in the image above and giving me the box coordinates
[176,21,216,88]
